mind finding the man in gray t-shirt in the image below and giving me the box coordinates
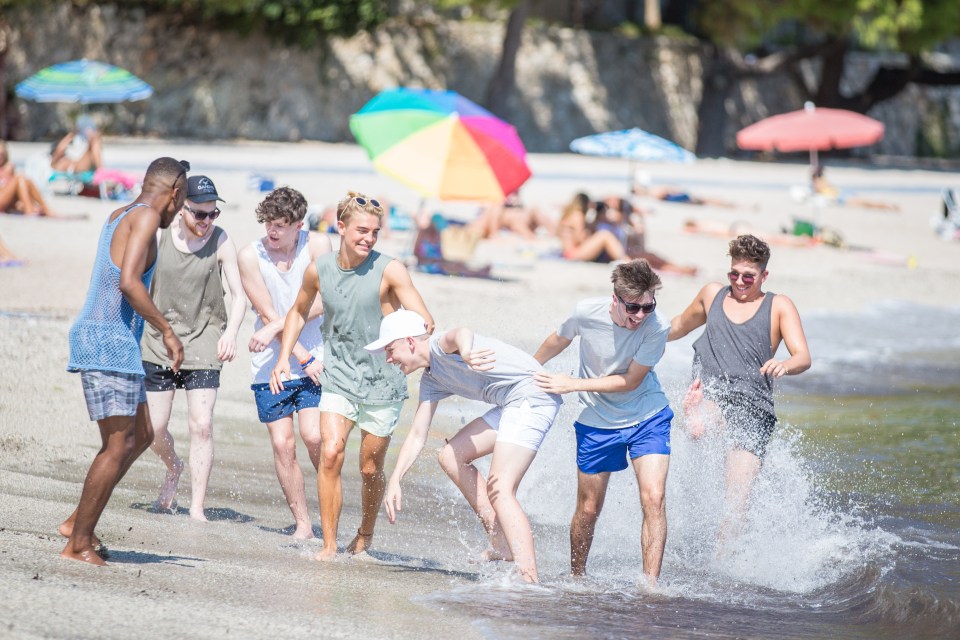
[534,259,673,585]
[364,310,561,584]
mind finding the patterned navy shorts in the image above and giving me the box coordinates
[80,370,147,421]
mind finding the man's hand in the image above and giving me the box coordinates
[164,330,184,372]
[302,358,323,385]
[760,358,788,378]
[384,479,402,524]
[217,334,238,363]
[269,361,292,394]
[249,324,279,353]
[460,347,495,372]
[533,371,579,395]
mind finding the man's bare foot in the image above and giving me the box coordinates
[58,521,102,550]
[481,547,513,562]
[346,529,373,555]
[60,543,107,566]
[189,508,208,522]
[314,545,338,561]
[291,524,315,540]
[155,459,184,510]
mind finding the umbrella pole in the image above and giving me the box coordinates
[628,159,635,194]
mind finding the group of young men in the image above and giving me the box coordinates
[61,156,811,586]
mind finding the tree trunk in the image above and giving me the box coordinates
[813,37,849,109]
[0,19,7,141]
[644,0,661,31]
[695,47,734,157]
[483,1,531,119]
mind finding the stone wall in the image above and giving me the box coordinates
[4,2,959,157]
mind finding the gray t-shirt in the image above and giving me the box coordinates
[557,297,669,428]
[419,333,561,410]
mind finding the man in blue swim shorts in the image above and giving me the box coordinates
[534,259,672,585]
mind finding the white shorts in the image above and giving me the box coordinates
[480,400,559,451]
[318,391,403,438]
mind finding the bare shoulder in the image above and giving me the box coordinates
[699,281,724,303]
[383,256,412,282]
[772,293,801,315]
[306,230,333,258]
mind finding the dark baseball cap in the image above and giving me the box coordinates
[186,175,225,203]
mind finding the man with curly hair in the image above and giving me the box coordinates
[669,234,811,546]
[238,186,332,539]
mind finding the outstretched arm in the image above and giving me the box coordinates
[438,327,495,371]
[761,295,811,378]
[383,400,439,524]
[216,234,247,363]
[669,283,719,341]
[384,260,435,333]
[535,359,652,395]
[119,209,183,370]
[268,261,321,393]
[533,331,571,365]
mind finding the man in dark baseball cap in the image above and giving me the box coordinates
[186,175,226,203]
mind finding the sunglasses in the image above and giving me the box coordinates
[169,159,191,190]
[728,270,758,285]
[617,294,656,315]
[353,196,382,210]
[183,204,221,221]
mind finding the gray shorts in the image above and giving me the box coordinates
[80,370,147,421]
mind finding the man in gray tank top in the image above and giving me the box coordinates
[270,192,433,562]
[365,310,561,583]
[669,234,811,546]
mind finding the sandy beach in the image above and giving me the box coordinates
[1,139,958,639]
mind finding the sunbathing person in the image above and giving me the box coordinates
[0,233,23,267]
[810,165,900,212]
[595,196,698,275]
[472,191,556,241]
[633,172,735,208]
[50,115,103,175]
[0,142,58,216]
[683,219,820,248]
[557,201,627,263]
[413,213,492,278]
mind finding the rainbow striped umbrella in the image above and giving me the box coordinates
[349,88,531,202]
[15,59,153,104]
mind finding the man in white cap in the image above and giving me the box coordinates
[366,310,561,583]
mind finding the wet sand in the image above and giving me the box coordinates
[0,139,958,638]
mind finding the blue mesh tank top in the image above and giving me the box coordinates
[67,203,156,375]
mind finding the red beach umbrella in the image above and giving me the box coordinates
[736,102,884,170]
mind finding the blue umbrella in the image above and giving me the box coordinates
[570,127,695,163]
[15,59,153,104]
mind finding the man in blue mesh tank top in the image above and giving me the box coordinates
[669,234,811,548]
[61,157,189,565]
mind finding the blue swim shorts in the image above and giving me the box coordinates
[574,405,673,474]
[251,377,322,424]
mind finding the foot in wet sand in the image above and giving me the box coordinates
[291,525,315,540]
[481,547,514,562]
[189,507,208,522]
[314,545,338,562]
[58,519,102,550]
[60,543,108,566]
[346,529,373,555]
[155,459,184,511]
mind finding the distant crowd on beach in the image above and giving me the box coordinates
[57,156,815,589]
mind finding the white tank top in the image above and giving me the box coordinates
[249,230,323,384]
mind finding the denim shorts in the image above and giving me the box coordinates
[251,377,322,424]
[80,370,147,421]
[143,361,220,392]
[574,405,673,474]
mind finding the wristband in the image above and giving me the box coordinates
[300,355,316,369]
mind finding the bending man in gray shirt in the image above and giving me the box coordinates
[366,310,561,583]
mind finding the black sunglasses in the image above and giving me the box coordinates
[617,294,656,315]
[183,204,221,221]
[170,159,190,189]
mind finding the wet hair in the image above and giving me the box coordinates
[256,186,308,224]
[611,258,661,299]
[336,190,383,226]
[728,234,770,270]
[144,157,189,189]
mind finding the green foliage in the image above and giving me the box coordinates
[697,0,960,54]
[122,1,390,46]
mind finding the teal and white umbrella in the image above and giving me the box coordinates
[570,127,695,163]
[15,59,153,104]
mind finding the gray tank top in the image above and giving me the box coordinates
[141,226,228,369]
[692,286,775,417]
[316,250,408,403]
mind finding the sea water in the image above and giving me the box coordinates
[414,303,960,639]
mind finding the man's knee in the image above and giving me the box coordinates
[437,443,466,475]
[575,497,604,525]
[320,441,346,472]
[640,486,666,516]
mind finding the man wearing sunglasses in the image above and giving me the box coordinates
[62,157,189,565]
[534,259,673,586]
[668,234,810,547]
[140,175,247,521]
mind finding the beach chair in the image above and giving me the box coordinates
[934,188,960,241]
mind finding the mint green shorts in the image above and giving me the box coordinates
[318,391,404,438]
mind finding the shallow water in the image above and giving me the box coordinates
[411,304,960,639]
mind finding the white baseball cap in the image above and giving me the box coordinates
[363,310,428,353]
